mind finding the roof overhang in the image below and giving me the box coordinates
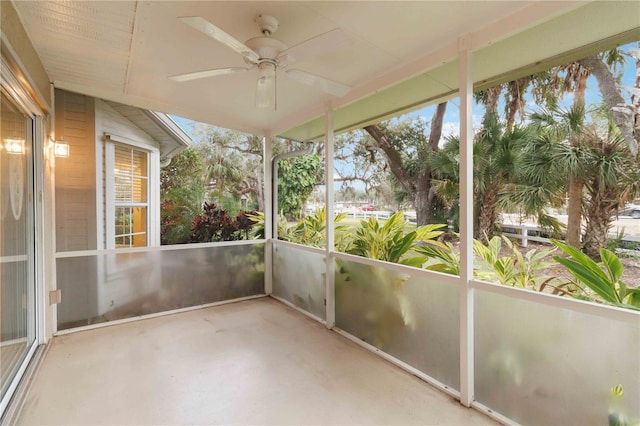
[10,1,639,140]
[105,100,191,159]
[280,1,640,141]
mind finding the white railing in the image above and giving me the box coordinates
[498,223,640,249]
[498,223,552,247]
[342,211,392,220]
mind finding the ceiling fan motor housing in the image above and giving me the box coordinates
[244,36,287,64]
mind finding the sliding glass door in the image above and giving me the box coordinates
[0,90,36,408]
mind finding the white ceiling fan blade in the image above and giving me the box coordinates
[278,28,351,65]
[256,65,276,110]
[179,16,260,64]
[169,67,249,82]
[284,69,351,97]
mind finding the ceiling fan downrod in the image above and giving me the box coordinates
[255,14,279,36]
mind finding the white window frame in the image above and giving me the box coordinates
[114,144,149,248]
[104,134,159,249]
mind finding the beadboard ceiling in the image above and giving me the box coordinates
[11,1,640,139]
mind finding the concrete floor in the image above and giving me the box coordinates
[18,297,496,425]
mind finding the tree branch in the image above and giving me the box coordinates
[215,142,263,156]
[363,125,416,197]
[578,55,638,157]
[428,102,448,150]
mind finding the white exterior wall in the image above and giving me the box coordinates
[94,99,161,249]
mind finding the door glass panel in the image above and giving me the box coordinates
[0,91,36,399]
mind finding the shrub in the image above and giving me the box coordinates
[190,202,257,242]
[345,211,446,266]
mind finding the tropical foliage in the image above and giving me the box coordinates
[345,212,445,266]
[283,207,347,248]
[473,235,559,289]
[553,240,640,311]
[190,202,256,242]
[160,147,206,245]
[278,212,639,311]
[278,154,322,219]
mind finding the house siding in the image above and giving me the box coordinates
[54,89,97,252]
[55,90,98,252]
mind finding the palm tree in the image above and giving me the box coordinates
[579,130,640,259]
[431,112,533,241]
[552,49,630,246]
[547,61,591,248]
[502,129,566,236]
[528,103,588,241]
[199,147,244,211]
[475,113,530,240]
[527,104,640,259]
[160,147,207,244]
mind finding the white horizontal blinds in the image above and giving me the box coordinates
[114,145,147,203]
[113,145,148,248]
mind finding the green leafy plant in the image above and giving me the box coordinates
[605,228,626,252]
[284,206,349,248]
[503,236,560,288]
[346,211,446,266]
[552,240,640,310]
[415,242,460,275]
[247,211,288,240]
[473,235,561,289]
[473,236,518,284]
[249,206,349,249]
[278,155,322,219]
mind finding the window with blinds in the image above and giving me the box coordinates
[114,145,148,248]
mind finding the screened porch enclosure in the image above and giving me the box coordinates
[2,0,640,424]
[50,238,639,425]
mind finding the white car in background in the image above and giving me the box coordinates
[619,203,640,219]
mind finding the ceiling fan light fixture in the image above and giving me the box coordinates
[256,62,276,110]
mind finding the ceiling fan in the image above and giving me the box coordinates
[169,15,353,110]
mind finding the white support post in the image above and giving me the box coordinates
[263,133,273,295]
[458,36,475,408]
[522,226,528,247]
[325,107,336,328]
